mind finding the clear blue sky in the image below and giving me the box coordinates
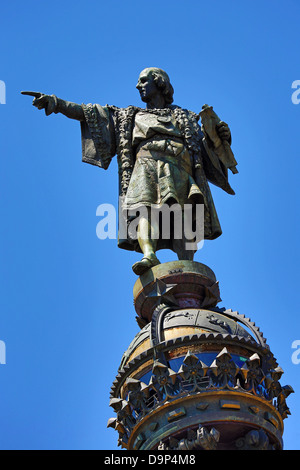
[0,0,299,450]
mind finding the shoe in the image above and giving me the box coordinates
[132,254,160,275]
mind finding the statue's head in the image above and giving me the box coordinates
[136,67,174,105]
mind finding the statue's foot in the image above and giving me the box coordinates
[132,254,160,276]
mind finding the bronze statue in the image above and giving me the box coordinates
[22,67,237,275]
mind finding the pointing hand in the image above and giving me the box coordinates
[21,91,57,116]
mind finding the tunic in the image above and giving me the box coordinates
[123,110,203,210]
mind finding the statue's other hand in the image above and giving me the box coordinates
[216,121,231,142]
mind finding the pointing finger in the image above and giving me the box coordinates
[21,91,42,98]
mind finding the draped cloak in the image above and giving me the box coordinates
[80,103,236,253]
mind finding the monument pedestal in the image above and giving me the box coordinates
[133,261,221,327]
[108,262,293,450]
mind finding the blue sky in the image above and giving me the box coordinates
[0,0,299,450]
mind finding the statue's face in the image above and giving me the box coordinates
[136,69,159,103]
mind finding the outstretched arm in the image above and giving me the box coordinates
[21,91,84,121]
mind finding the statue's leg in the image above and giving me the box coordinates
[172,210,196,261]
[137,211,158,258]
[173,237,195,261]
[132,208,160,275]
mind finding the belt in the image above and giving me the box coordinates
[136,148,193,176]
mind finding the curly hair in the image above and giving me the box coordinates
[139,67,174,105]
